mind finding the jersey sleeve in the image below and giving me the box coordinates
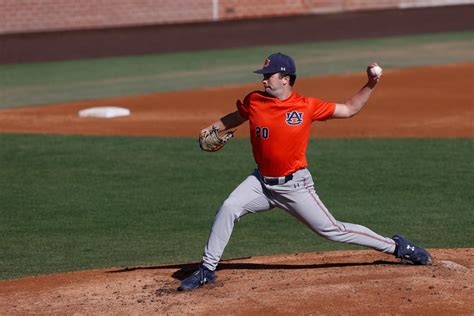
[236,92,253,119]
[310,97,336,121]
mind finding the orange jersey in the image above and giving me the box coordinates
[237,91,335,177]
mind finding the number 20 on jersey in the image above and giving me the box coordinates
[256,126,269,139]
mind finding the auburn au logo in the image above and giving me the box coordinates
[286,111,304,126]
[263,58,270,68]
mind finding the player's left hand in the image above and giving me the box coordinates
[198,126,234,152]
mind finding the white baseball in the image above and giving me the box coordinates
[369,65,383,77]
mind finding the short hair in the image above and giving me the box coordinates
[279,72,297,86]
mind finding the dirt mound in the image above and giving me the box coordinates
[0,63,473,138]
[1,249,472,315]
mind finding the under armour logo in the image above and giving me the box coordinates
[286,111,304,126]
[407,245,415,251]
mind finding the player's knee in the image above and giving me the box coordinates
[314,222,346,240]
[217,197,244,221]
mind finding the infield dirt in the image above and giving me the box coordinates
[0,64,473,314]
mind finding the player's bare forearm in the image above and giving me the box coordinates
[332,63,382,119]
[345,82,375,113]
[202,111,247,133]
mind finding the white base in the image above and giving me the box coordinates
[78,106,130,118]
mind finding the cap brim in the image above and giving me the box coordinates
[253,68,278,74]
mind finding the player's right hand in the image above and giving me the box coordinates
[367,63,382,87]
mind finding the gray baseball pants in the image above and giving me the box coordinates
[202,168,396,271]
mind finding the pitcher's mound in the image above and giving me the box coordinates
[1,248,472,315]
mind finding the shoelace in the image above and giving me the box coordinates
[191,269,207,285]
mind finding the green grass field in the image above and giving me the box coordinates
[1,135,472,280]
[1,31,473,108]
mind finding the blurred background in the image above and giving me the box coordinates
[2,0,474,34]
[1,0,473,63]
[1,0,473,108]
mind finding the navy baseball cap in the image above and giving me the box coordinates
[254,52,296,75]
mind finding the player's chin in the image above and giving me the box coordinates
[264,88,274,95]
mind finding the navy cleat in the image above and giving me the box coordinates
[178,265,216,291]
[393,234,433,265]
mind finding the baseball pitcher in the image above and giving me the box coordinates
[181,52,432,291]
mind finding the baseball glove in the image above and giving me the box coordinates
[198,126,234,152]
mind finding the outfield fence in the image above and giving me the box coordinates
[0,0,473,34]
